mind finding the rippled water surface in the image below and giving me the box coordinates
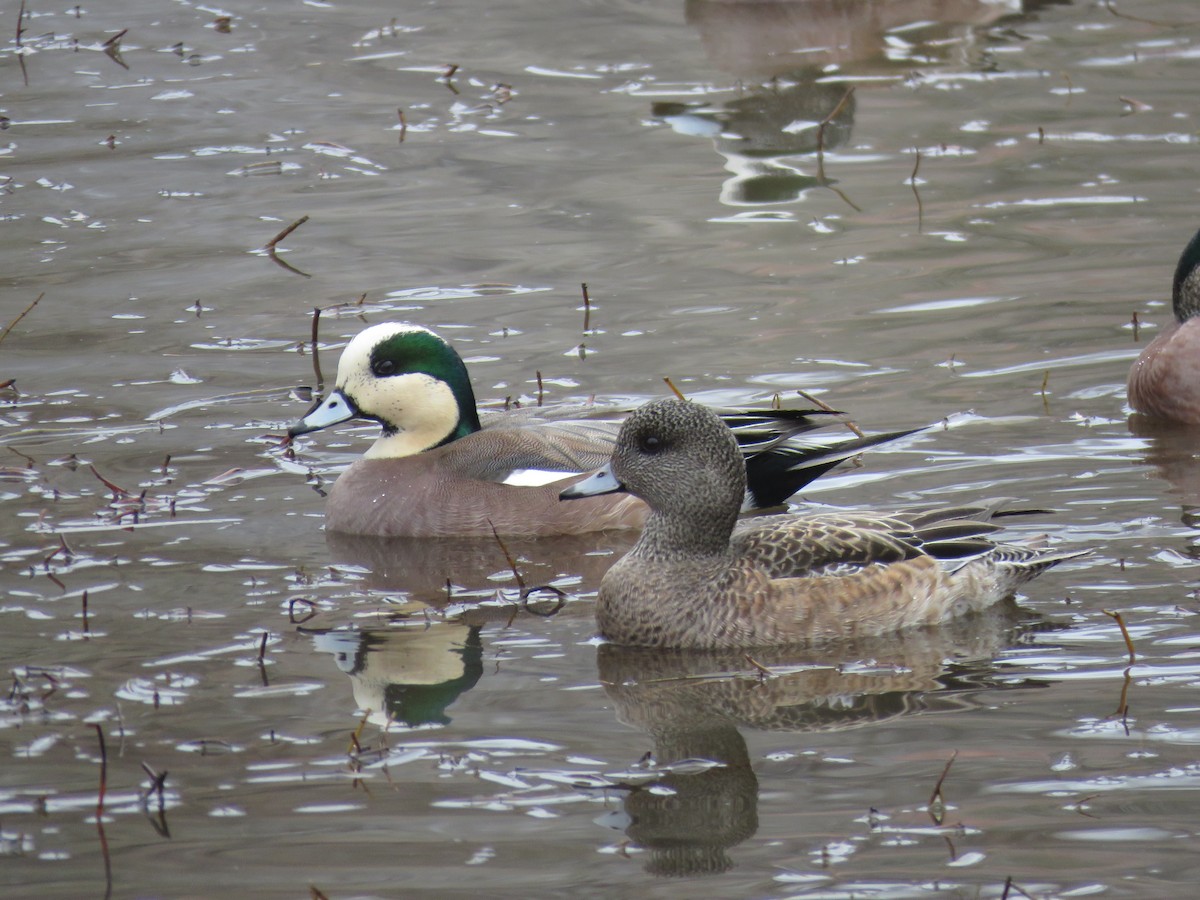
[5,0,1200,897]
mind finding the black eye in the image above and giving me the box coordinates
[372,359,397,377]
[638,433,664,454]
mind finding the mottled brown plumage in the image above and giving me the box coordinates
[563,399,1085,649]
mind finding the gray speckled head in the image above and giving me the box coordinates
[612,398,746,529]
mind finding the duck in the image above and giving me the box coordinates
[1128,226,1200,425]
[560,398,1086,649]
[287,322,913,538]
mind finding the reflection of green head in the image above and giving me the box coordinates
[378,627,484,727]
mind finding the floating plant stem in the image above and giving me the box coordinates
[0,292,44,348]
[1131,310,1140,341]
[309,306,325,391]
[263,216,312,278]
[816,87,854,159]
[580,282,591,334]
[487,520,526,593]
[1103,0,1187,27]
[536,370,544,407]
[797,390,864,438]
[743,654,774,678]
[266,215,309,250]
[927,749,957,825]
[663,377,686,401]
[88,464,129,498]
[1102,609,1136,663]
[92,723,108,819]
[1000,876,1037,900]
[909,150,924,232]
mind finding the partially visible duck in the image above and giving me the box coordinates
[287,322,912,538]
[561,398,1085,649]
[1128,226,1200,425]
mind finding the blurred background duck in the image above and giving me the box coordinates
[562,399,1086,649]
[287,322,915,537]
[1128,226,1200,426]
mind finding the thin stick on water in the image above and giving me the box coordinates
[927,750,957,825]
[92,723,108,819]
[662,377,686,401]
[743,655,774,679]
[265,215,309,251]
[0,292,44,348]
[263,216,312,278]
[816,87,854,160]
[310,307,325,392]
[1102,609,1136,663]
[580,282,591,334]
[909,150,924,232]
[488,520,526,594]
[1102,0,1186,27]
[797,389,864,438]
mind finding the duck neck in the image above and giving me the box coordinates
[1173,229,1200,323]
[633,508,738,561]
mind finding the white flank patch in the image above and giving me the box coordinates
[501,469,576,487]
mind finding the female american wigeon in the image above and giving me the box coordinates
[561,398,1085,649]
[287,322,911,538]
[1128,226,1200,425]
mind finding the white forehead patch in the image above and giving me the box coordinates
[335,322,439,387]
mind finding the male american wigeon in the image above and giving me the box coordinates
[561,398,1085,649]
[287,322,912,538]
[1128,227,1200,425]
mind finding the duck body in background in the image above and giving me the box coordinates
[288,323,915,538]
[1128,227,1200,425]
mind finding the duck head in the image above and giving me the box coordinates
[288,323,482,459]
[562,398,745,553]
[1174,226,1200,324]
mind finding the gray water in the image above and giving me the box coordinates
[4,0,1200,897]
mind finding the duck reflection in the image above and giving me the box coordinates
[596,602,1041,876]
[663,0,1050,209]
[312,625,483,728]
[1127,414,1200,527]
[326,529,638,597]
